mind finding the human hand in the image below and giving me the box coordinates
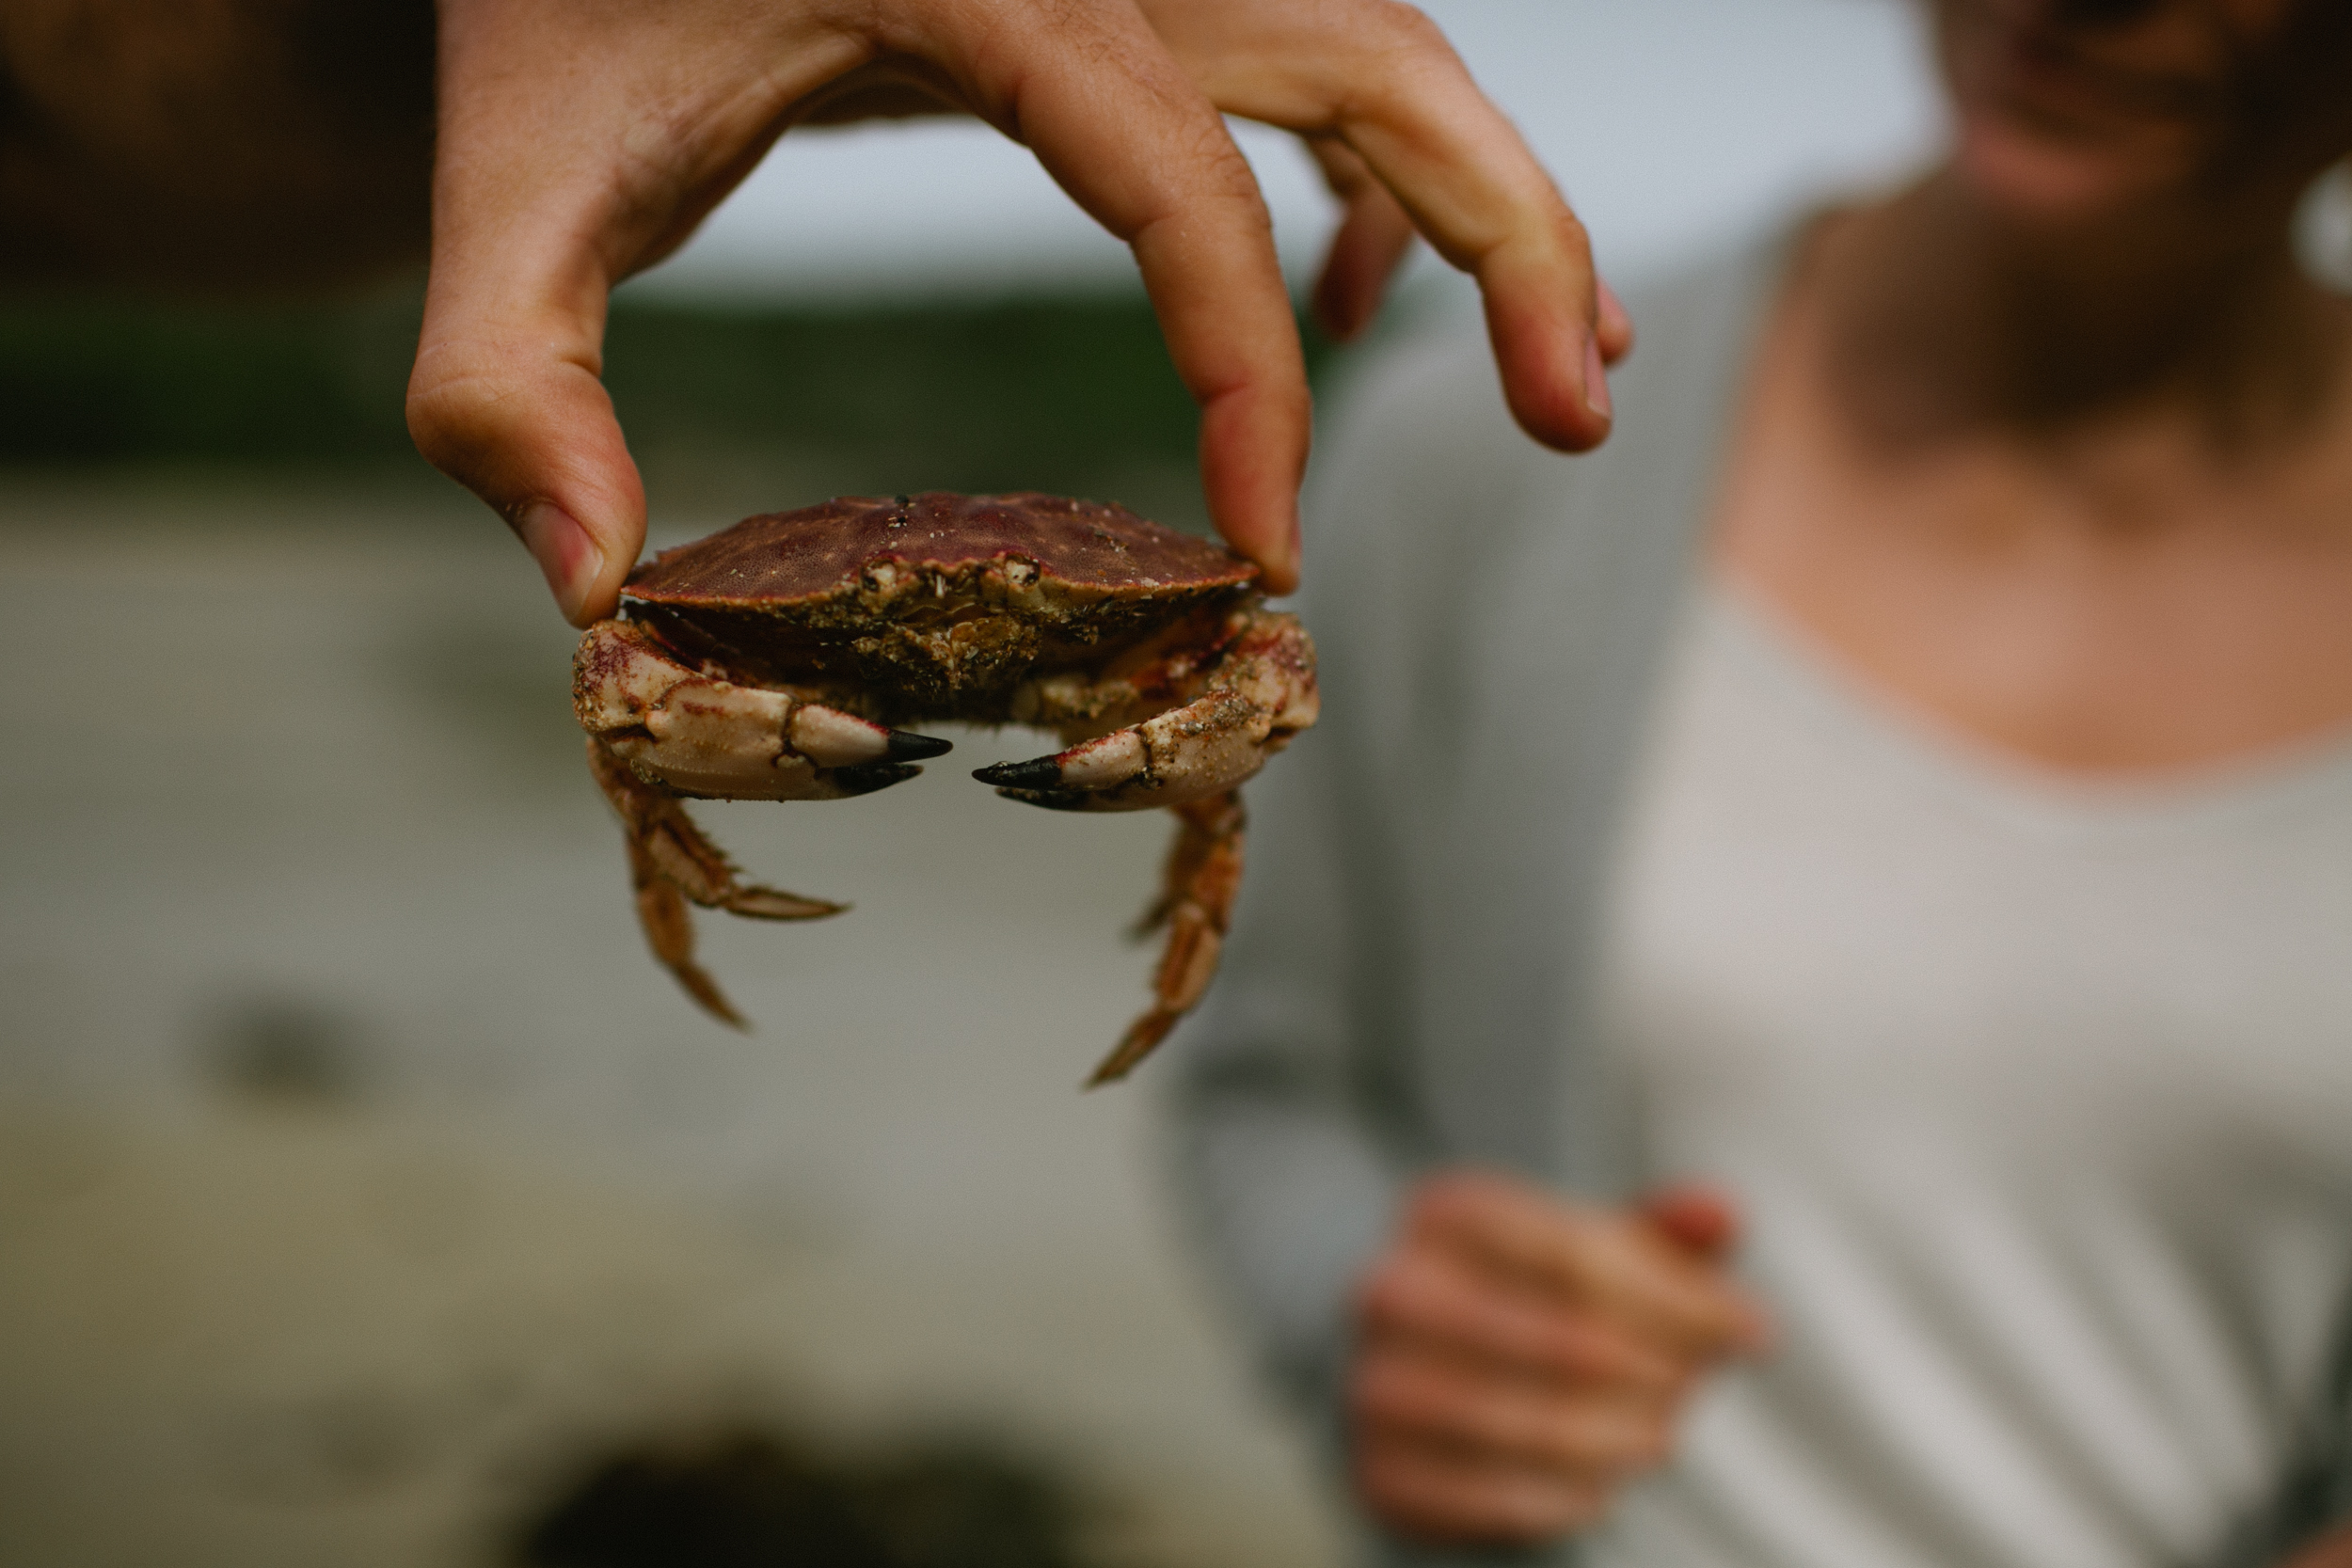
[1349,1171,1769,1545]
[405,0,1625,626]
[2284,1527,2352,1568]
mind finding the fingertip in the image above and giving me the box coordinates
[1310,225,1374,342]
[1466,235,1616,454]
[1231,505,1300,597]
[1642,1184,1741,1257]
[1267,509,1303,595]
[1312,192,1420,345]
[406,339,646,626]
[1198,381,1308,596]
[1311,263,1363,344]
[1487,306,1611,454]
[1311,259,1374,345]
[516,502,610,626]
[563,484,645,626]
[1583,335,1613,424]
[1597,278,1635,364]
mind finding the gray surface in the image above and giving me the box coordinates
[0,473,1340,1567]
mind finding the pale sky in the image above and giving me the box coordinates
[625,0,1947,302]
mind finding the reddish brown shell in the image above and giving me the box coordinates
[623,492,1254,609]
[612,493,1259,721]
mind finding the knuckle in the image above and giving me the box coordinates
[1157,106,1263,203]
[403,336,546,472]
[1367,1,1450,55]
[1554,202,1592,250]
[1335,4,1467,130]
[403,367,504,475]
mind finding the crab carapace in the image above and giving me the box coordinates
[572,492,1318,1084]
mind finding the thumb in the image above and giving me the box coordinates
[406,261,644,626]
[1638,1184,1744,1260]
[406,0,662,627]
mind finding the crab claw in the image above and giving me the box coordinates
[971,756,1064,792]
[882,731,955,761]
[976,690,1280,813]
[575,621,953,800]
[802,724,946,797]
[791,706,954,767]
[976,606,1315,816]
[973,726,1164,803]
[832,762,927,796]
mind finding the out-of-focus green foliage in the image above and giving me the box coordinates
[0,285,1334,529]
[0,292,423,466]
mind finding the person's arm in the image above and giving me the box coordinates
[2291,1532,2352,1567]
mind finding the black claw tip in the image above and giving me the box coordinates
[834,762,923,797]
[887,730,954,762]
[974,757,1063,789]
[993,786,1093,813]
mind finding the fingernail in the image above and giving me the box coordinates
[1597,278,1630,340]
[1583,334,1613,423]
[516,501,605,624]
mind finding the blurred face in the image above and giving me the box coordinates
[1931,0,2352,224]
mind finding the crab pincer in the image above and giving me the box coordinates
[571,492,1317,1081]
[975,604,1318,813]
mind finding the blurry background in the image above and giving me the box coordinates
[0,3,1961,1563]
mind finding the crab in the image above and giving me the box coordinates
[571,491,1318,1085]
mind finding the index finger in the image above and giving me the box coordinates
[927,2,1309,593]
[1146,0,1621,452]
[1411,1173,1770,1361]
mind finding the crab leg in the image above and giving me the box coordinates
[1086,790,1247,1086]
[623,837,747,1028]
[975,605,1316,812]
[576,621,956,1027]
[973,604,1309,1081]
[588,736,846,1029]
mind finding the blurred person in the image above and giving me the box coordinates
[0,0,1625,618]
[1169,2,2352,1566]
